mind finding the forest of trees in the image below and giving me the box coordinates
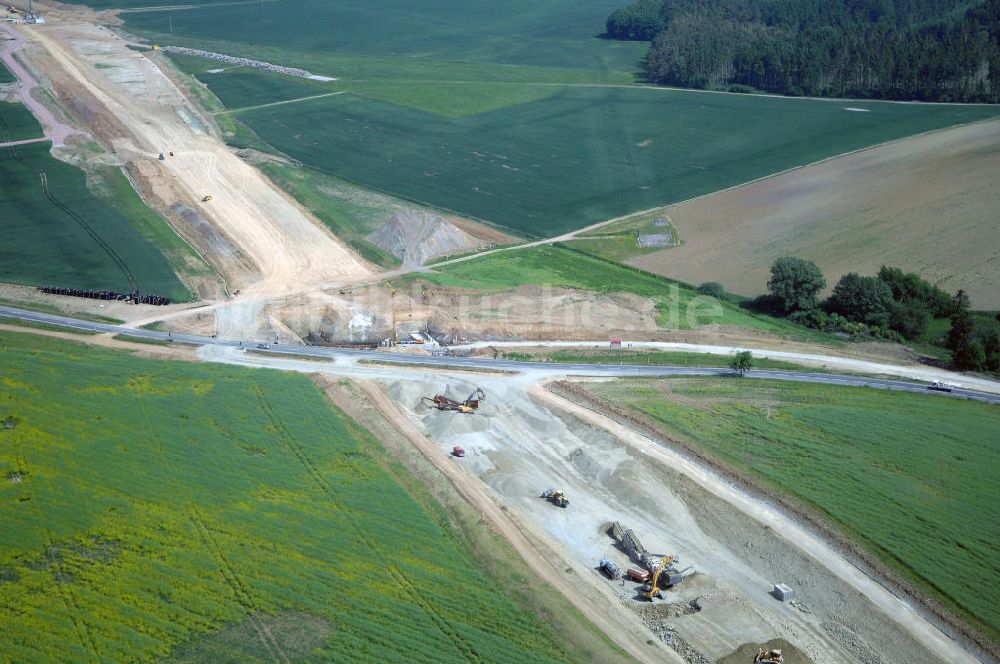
[606,0,1000,102]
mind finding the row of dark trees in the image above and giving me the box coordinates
[606,0,1000,102]
[763,257,999,371]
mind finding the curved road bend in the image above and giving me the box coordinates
[0,22,78,146]
[3,305,998,404]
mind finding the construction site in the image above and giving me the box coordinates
[2,1,997,663]
[358,372,969,664]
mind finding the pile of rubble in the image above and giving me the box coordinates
[161,46,328,80]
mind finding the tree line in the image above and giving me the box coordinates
[759,257,1000,371]
[606,0,1000,102]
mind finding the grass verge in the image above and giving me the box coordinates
[496,348,815,371]
[408,244,829,337]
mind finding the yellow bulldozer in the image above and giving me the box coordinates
[541,488,569,508]
[202,194,213,202]
[753,648,783,663]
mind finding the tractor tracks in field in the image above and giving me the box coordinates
[387,564,483,663]
[42,531,101,663]
[252,384,331,494]
[251,384,482,662]
[38,171,137,292]
[187,507,291,664]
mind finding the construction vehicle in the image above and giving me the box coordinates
[753,648,783,663]
[610,521,692,597]
[598,559,620,579]
[202,195,213,202]
[451,445,466,458]
[541,488,569,508]
[158,153,165,160]
[422,387,485,414]
[638,557,684,601]
[626,568,649,583]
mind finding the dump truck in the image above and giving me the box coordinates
[422,387,485,414]
[202,195,213,202]
[753,648,783,663]
[451,445,466,458]
[541,488,568,508]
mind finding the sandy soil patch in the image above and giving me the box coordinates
[20,19,372,308]
[630,119,1000,308]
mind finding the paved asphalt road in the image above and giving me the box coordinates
[3,305,998,404]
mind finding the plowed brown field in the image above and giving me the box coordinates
[630,119,1000,308]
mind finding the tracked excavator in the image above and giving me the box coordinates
[638,556,680,600]
[422,387,485,414]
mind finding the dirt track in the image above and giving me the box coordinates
[630,119,1000,308]
[19,18,372,337]
[0,21,78,145]
[356,379,681,664]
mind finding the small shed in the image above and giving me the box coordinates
[772,583,795,601]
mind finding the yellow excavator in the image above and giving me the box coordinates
[638,556,680,601]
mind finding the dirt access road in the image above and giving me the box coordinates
[0,21,77,145]
[19,15,371,326]
[197,345,985,664]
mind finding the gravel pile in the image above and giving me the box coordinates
[162,46,318,79]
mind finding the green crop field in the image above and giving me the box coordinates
[83,0,997,237]
[0,142,193,301]
[0,101,43,142]
[585,378,1000,641]
[95,0,645,72]
[0,330,570,662]
[408,244,828,337]
[0,61,14,84]
[187,70,1000,237]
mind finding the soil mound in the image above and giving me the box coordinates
[368,210,478,266]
